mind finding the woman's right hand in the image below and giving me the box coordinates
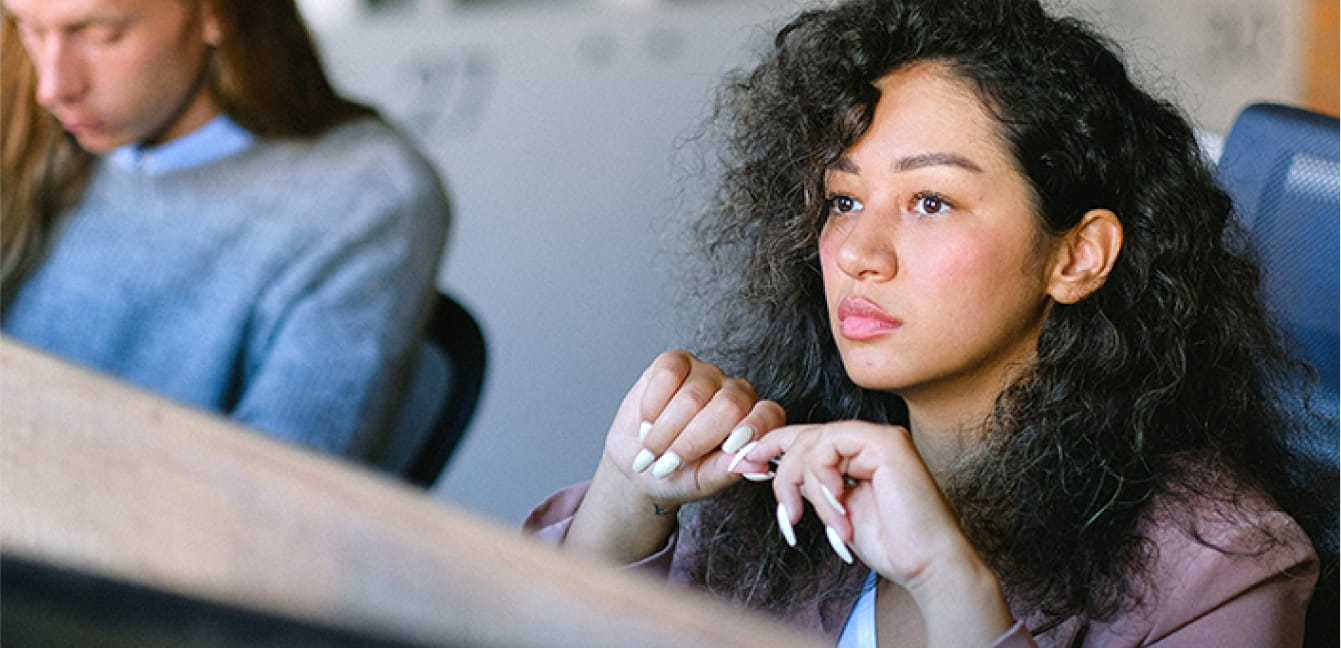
[565,350,785,563]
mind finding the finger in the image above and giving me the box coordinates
[801,468,854,565]
[766,427,856,563]
[719,397,785,455]
[768,429,815,549]
[637,350,696,436]
[724,399,787,475]
[654,377,759,478]
[627,351,696,473]
[824,521,855,565]
[781,428,854,514]
[640,351,739,451]
[735,423,803,470]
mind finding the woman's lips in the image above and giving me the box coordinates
[838,296,902,340]
[59,118,104,136]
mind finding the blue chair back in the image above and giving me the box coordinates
[1216,102,1338,648]
[1218,103,1339,393]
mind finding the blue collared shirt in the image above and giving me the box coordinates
[107,114,255,175]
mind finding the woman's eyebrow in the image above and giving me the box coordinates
[827,152,983,175]
[828,156,860,174]
[895,152,983,173]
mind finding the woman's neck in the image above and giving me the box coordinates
[898,359,1031,483]
[904,406,978,486]
[901,375,1011,483]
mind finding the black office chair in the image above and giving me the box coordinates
[380,292,488,488]
[1216,101,1339,648]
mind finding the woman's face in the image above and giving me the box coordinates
[7,0,220,153]
[819,63,1065,418]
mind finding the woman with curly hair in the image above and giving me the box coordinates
[527,0,1332,645]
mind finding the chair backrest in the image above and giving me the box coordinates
[1216,102,1339,648]
[1218,103,1339,394]
[1217,103,1339,462]
[380,292,488,488]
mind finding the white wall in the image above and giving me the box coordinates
[316,1,801,523]
[1057,0,1306,134]
[312,0,1306,523]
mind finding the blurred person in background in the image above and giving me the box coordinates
[1,0,450,460]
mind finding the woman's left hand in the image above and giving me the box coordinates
[738,421,965,583]
[734,421,1014,645]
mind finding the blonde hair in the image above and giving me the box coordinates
[1,0,375,305]
[1,16,94,303]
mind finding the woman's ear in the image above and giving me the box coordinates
[201,1,222,47]
[1047,209,1123,304]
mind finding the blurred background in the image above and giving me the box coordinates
[298,0,1338,524]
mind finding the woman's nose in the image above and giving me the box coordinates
[32,38,88,109]
[834,214,898,281]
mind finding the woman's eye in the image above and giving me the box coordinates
[69,22,125,46]
[828,195,863,215]
[82,25,123,45]
[912,192,949,216]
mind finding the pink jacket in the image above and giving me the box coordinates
[525,483,1317,647]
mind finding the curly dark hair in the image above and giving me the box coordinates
[683,0,1336,638]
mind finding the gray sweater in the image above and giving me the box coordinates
[3,117,450,459]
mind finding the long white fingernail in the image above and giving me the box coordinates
[820,484,847,516]
[826,526,854,564]
[726,440,760,473]
[722,425,754,454]
[742,472,775,482]
[638,420,653,442]
[632,448,656,473]
[776,502,797,547]
[651,450,682,478]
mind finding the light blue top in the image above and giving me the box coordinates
[837,571,878,648]
[107,114,255,175]
[4,116,450,459]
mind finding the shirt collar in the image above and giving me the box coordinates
[107,114,255,175]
